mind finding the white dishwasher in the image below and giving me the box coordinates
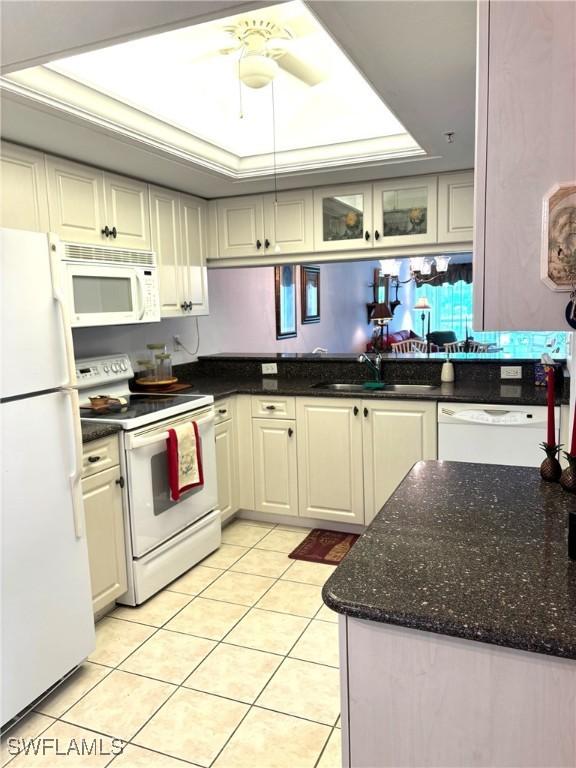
[438,402,560,467]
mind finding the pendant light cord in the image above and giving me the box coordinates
[271,80,278,204]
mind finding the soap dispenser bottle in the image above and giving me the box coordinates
[441,358,454,383]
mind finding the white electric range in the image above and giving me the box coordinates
[78,354,221,605]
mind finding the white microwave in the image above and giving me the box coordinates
[60,241,161,327]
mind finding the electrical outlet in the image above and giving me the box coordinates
[501,366,522,379]
[262,363,278,375]
[173,335,183,351]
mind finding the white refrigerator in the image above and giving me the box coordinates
[1,229,95,726]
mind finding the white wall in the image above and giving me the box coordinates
[72,259,407,364]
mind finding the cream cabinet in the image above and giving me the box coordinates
[150,185,209,318]
[437,171,474,243]
[46,157,107,244]
[180,192,209,315]
[216,190,314,258]
[373,175,438,248]
[150,184,185,316]
[102,172,151,249]
[474,1,576,330]
[263,190,314,254]
[216,195,264,258]
[46,156,151,248]
[313,183,374,253]
[252,417,298,518]
[362,400,437,524]
[82,436,127,615]
[296,397,364,524]
[0,142,49,231]
[215,411,240,524]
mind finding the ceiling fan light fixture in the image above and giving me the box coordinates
[239,54,278,88]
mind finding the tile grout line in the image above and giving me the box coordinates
[29,520,336,767]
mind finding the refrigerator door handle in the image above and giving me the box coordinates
[65,387,85,539]
[49,235,77,387]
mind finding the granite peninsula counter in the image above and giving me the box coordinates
[323,461,576,768]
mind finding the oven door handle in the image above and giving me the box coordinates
[125,412,214,451]
[127,431,171,450]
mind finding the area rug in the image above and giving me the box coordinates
[288,529,360,565]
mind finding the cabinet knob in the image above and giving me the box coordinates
[288,427,294,437]
[101,226,111,237]
[365,230,371,241]
[364,407,369,418]
[115,476,125,489]
[264,238,271,249]
[218,408,227,415]
[87,455,101,463]
[265,405,276,411]
[256,239,262,250]
[353,406,359,416]
[111,226,117,239]
[374,230,381,241]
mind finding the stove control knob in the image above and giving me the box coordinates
[103,366,109,373]
[120,361,128,371]
[111,363,118,373]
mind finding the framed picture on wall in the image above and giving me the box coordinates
[541,181,576,291]
[275,265,297,339]
[301,266,321,324]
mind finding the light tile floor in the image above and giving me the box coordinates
[1,520,341,768]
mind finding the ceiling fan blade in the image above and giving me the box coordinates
[277,51,327,86]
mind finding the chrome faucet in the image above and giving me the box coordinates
[358,352,383,382]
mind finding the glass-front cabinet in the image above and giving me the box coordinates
[373,176,438,247]
[313,184,374,252]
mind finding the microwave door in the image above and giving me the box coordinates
[67,264,138,327]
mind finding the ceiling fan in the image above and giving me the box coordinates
[197,14,328,89]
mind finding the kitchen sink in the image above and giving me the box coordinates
[311,382,440,393]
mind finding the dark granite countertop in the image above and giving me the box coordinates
[81,422,122,444]
[323,461,576,659]
[172,376,564,407]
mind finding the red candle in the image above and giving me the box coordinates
[546,367,556,447]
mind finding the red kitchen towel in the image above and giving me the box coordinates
[166,421,204,501]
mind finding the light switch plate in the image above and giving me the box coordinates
[501,366,522,379]
[262,363,278,375]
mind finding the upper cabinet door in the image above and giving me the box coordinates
[46,157,107,244]
[437,171,474,243]
[373,176,438,247]
[0,143,49,232]
[263,190,314,255]
[216,196,264,258]
[313,184,374,252]
[103,173,151,250]
[180,193,209,315]
[149,185,185,317]
[474,1,576,331]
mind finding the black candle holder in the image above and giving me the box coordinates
[539,443,562,482]
[560,452,576,493]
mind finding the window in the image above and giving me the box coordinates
[413,281,568,357]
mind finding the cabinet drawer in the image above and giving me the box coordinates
[214,398,235,424]
[82,435,120,478]
[251,396,295,419]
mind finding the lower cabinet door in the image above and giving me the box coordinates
[215,419,240,523]
[296,398,364,523]
[82,465,128,613]
[363,400,437,524]
[252,418,298,517]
